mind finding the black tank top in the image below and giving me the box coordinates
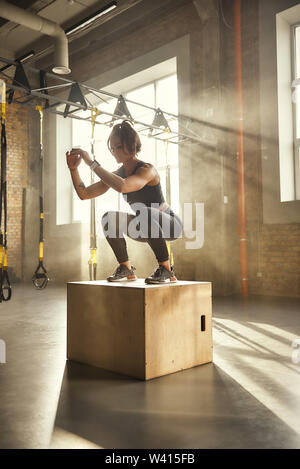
[116,161,166,209]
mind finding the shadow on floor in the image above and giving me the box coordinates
[51,360,300,449]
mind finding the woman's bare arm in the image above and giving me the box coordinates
[93,164,155,193]
[66,150,113,200]
[68,149,156,195]
[69,168,110,200]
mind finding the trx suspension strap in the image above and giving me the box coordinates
[0,79,12,301]
[164,130,174,267]
[150,109,174,267]
[32,105,49,289]
[88,108,100,281]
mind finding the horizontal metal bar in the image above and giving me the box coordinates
[32,83,73,92]
[0,55,192,123]
[0,76,89,111]
[2,78,189,138]
[0,55,205,145]
[50,109,179,144]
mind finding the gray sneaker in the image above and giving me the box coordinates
[145,265,177,284]
[107,264,137,282]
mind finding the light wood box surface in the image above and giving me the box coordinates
[67,279,212,380]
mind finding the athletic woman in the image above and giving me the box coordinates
[66,120,182,284]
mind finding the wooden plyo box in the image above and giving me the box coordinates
[67,280,213,380]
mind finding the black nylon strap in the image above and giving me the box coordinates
[0,120,12,302]
[32,107,49,290]
[39,196,43,243]
[0,122,4,228]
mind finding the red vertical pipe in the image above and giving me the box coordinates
[234,0,248,296]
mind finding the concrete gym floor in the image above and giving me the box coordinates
[0,284,300,449]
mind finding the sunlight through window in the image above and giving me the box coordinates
[71,73,179,222]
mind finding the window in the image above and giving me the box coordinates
[71,73,179,223]
[292,24,300,200]
[71,105,119,224]
[276,10,300,202]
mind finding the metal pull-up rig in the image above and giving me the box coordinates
[0,55,203,146]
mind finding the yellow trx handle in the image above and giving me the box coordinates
[91,107,100,140]
[0,241,3,269]
[39,242,44,261]
[88,248,97,281]
[0,80,6,123]
[167,242,174,267]
[3,247,8,270]
[35,105,43,145]
[88,248,97,265]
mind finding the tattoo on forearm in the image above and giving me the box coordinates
[78,183,85,189]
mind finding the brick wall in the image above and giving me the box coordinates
[249,225,300,297]
[4,101,29,281]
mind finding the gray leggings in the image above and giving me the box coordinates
[101,207,182,263]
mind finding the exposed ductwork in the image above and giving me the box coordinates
[0,0,71,74]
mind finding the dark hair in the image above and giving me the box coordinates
[107,120,142,154]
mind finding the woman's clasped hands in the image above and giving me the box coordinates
[66,148,93,170]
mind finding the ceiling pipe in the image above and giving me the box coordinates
[0,0,70,74]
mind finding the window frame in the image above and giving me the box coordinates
[291,23,300,200]
[123,73,179,206]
